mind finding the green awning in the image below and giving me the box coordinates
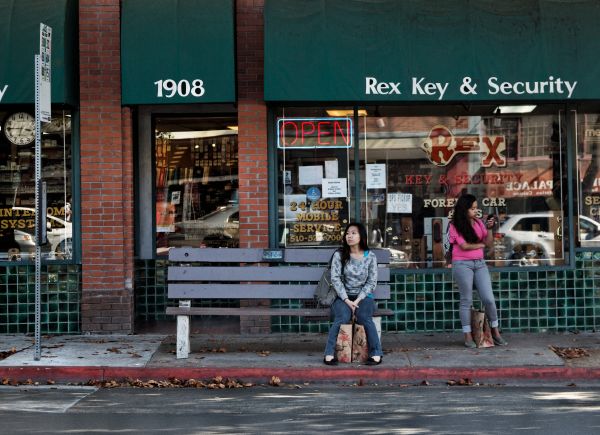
[0,0,77,106]
[265,0,600,102]
[121,0,235,105]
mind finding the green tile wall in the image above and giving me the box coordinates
[136,252,600,333]
[0,264,81,334]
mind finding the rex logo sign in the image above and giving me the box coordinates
[421,125,506,167]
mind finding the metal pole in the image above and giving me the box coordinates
[34,55,42,361]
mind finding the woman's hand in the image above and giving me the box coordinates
[345,298,358,312]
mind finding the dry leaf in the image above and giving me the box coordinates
[549,346,590,359]
[269,376,281,386]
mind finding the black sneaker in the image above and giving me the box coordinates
[323,356,338,366]
[365,356,382,366]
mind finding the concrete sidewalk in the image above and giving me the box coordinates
[1,332,600,384]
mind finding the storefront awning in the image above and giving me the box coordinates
[264,0,600,102]
[0,0,77,106]
[121,0,236,105]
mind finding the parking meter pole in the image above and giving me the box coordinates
[34,55,41,361]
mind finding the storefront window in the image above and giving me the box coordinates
[359,110,565,268]
[274,107,566,267]
[576,112,600,248]
[276,107,355,247]
[154,116,238,255]
[0,110,73,261]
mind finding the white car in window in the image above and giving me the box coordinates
[174,205,239,247]
[496,212,600,265]
[12,207,73,260]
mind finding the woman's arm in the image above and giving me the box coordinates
[330,251,349,301]
[356,254,378,303]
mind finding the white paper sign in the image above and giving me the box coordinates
[322,178,347,198]
[284,194,307,220]
[366,163,386,189]
[39,23,52,123]
[299,165,323,185]
[387,192,412,213]
[325,160,338,179]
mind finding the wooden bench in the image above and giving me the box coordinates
[166,247,392,358]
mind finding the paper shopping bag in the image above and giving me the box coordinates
[471,308,495,348]
[335,324,353,363]
[351,323,369,363]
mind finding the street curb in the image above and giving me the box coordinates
[2,366,600,384]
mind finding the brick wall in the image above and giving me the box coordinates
[237,0,270,333]
[79,0,134,333]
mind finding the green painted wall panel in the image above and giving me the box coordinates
[264,0,600,102]
[0,0,77,106]
[121,0,235,105]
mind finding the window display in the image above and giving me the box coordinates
[576,112,600,248]
[359,112,565,268]
[0,110,73,261]
[275,107,567,268]
[154,116,238,254]
[277,109,354,247]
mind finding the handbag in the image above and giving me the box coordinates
[335,317,369,363]
[314,250,339,307]
[470,307,495,348]
[444,224,453,264]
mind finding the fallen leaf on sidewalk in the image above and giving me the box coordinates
[269,376,282,386]
[257,350,271,357]
[420,380,430,386]
[107,347,122,354]
[0,347,18,360]
[128,352,142,358]
[549,346,590,359]
[447,378,474,386]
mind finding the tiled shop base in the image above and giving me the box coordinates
[0,264,81,334]
[136,254,600,333]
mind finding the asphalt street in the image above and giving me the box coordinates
[1,385,599,434]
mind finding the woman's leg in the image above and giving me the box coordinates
[473,260,502,336]
[324,298,352,356]
[355,298,383,357]
[453,261,475,334]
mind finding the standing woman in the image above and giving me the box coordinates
[323,222,383,365]
[449,194,508,348]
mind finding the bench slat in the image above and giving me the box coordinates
[168,266,390,282]
[168,283,391,299]
[169,247,391,264]
[169,248,266,262]
[166,307,394,317]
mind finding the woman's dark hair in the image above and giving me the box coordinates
[452,194,479,243]
[340,222,369,268]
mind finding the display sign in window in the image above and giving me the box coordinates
[0,110,73,261]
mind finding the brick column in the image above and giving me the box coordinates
[237,0,270,333]
[79,1,134,333]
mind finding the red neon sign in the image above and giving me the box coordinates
[277,117,353,148]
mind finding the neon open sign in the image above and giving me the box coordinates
[277,117,353,149]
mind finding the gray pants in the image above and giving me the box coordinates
[453,259,499,333]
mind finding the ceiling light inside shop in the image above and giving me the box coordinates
[495,105,537,114]
[227,126,238,131]
[326,109,367,117]
[165,130,236,140]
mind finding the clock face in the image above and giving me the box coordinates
[4,112,35,146]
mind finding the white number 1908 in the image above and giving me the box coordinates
[154,79,205,98]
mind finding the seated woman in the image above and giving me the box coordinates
[323,222,383,366]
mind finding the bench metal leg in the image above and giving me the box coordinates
[374,316,382,343]
[176,300,191,359]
